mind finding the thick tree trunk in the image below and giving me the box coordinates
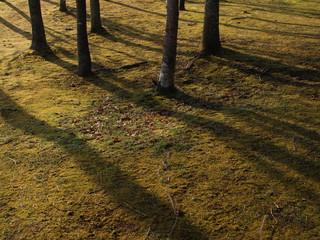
[201,0,221,55]
[90,0,104,33]
[59,0,68,12]
[76,0,92,76]
[180,0,186,11]
[157,0,179,93]
[28,0,50,51]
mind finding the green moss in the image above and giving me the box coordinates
[0,0,319,239]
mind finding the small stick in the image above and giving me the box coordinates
[162,152,172,170]
[259,215,268,238]
[51,203,75,212]
[165,191,177,216]
[145,227,151,240]
[270,208,278,223]
[125,202,147,217]
[8,157,17,165]
[274,202,280,209]
[167,216,179,240]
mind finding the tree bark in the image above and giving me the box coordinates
[180,0,186,11]
[76,0,92,76]
[28,0,50,51]
[90,0,104,33]
[157,0,179,93]
[201,0,221,55]
[59,0,68,12]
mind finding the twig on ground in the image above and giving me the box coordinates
[259,215,268,239]
[270,208,278,223]
[166,191,177,216]
[162,152,172,170]
[145,227,151,240]
[51,203,75,212]
[8,157,17,165]
[125,202,147,217]
[182,55,201,71]
[167,216,179,240]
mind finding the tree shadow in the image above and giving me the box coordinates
[72,69,320,213]
[214,48,320,88]
[244,16,320,29]
[96,18,199,57]
[41,47,320,190]
[2,0,30,22]
[221,22,320,40]
[232,0,320,19]
[0,17,32,40]
[106,0,203,24]
[0,88,209,240]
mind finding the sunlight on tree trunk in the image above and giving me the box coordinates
[157,0,179,93]
[76,0,92,76]
[28,0,50,51]
[201,0,221,55]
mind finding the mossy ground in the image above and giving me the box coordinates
[1,0,319,239]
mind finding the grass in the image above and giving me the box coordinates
[0,0,319,239]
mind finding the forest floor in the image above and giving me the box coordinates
[0,0,320,239]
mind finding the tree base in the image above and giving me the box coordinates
[77,69,93,77]
[91,26,107,35]
[30,43,51,53]
[59,6,68,12]
[199,45,223,57]
[155,84,177,94]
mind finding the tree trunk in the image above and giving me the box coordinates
[59,0,68,12]
[201,0,221,55]
[90,0,104,33]
[157,0,179,93]
[28,0,50,51]
[76,0,92,76]
[180,0,186,11]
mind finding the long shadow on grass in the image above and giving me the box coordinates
[0,17,32,40]
[106,0,203,24]
[95,18,198,58]
[160,91,320,184]
[215,48,320,87]
[41,48,320,188]
[0,2,76,46]
[244,16,320,29]
[80,72,320,209]
[0,88,209,239]
[232,1,320,19]
[2,0,31,22]
[43,45,320,188]
[221,22,320,40]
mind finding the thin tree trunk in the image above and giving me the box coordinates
[157,0,179,93]
[76,0,92,76]
[28,0,50,51]
[180,0,186,11]
[59,0,68,12]
[90,0,104,33]
[201,0,221,55]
